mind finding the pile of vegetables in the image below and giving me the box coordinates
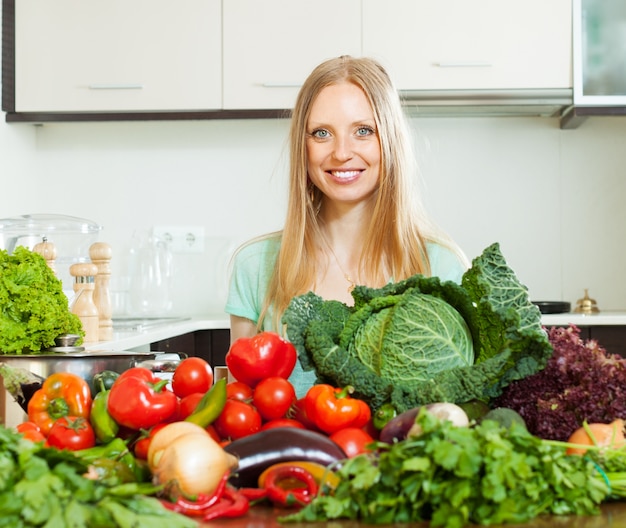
[494,325,626,441]
[283,242,553,413]
[0,425,197,527]
[0,247,83,354]
[0,338,360,523]
[283,409,617,528]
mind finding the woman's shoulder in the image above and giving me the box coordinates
[425,241,469,284]
[234,233,281,258]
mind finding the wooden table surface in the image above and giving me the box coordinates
[199,501,626,528]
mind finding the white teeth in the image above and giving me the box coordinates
[331,171,359,179]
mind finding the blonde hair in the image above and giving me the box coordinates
[259,56,464,331]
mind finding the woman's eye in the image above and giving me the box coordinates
[311,129,329,139]
[356,126,375,137]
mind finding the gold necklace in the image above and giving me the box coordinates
[321,234,356,293]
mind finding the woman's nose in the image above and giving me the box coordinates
[331,135,354,161]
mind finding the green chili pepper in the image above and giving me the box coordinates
[90,389,119,444]
[77,437,149,483]
[373,403,397,430]
[185,378,227,428]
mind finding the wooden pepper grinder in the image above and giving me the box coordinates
[69,262,99,343]
[32,237,57,275]
[89,242,113,341]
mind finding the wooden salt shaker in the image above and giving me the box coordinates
[32,237,57,274]
[90,242,113,341]
[69,262,99,343]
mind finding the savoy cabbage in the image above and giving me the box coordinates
[282,242,552,413]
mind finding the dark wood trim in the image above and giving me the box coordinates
[560,105,626,129]
[5,109,291,123]
[2,0,15,113]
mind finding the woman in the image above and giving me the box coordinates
[225,56,468,396]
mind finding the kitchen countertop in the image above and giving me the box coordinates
[198,502,626,527]
[81,312,626,354]
[84,315,230,353]
[540,311,626,327]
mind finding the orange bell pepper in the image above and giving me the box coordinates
[27,372,92,436]
[304,384,368,435]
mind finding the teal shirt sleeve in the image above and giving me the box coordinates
[426,242,468,284]
[224,236,281,326]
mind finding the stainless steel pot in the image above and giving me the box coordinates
[0,350,163,427]
[0,350,159,394]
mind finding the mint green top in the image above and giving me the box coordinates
[225,235,467,397]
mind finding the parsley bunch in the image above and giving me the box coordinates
[0,426,196,527]
[285,410,610,528]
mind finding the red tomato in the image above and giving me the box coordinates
[16,421,45,443]
[133,423,168,460]
[253,377,296,421]
[226,381,253,402]
[330,427,375,458]
[213,399,262,440]
[47,416,96,451]
[260,418,306,431]
[171,357,214,399]
[179,392,205,420]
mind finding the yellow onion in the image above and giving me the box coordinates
[148,421,238,498]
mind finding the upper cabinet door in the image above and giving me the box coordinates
[222,0,362,110]
[14,0,221,112]
[362,0,572,92]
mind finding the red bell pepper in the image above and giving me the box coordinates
[225,331,297,387]
[304,384,370,435]
[27,372,93,436]
[107,367,177,430]
[263,464,319,507]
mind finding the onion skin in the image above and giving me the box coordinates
[148,421,238,498]
[566,419,626,455]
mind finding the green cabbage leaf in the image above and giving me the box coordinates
[282,242,552,413]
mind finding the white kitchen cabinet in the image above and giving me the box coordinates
[222,0,362,110]
[14,0,221,112]
[362,0,572,92]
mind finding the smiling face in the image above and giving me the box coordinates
[305,81,381,209]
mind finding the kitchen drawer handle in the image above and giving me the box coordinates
[88,84,144,90]
[436,61,492,68]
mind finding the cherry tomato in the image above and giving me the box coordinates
[16,421,45,443]
[213,399,262,440]
[226,381,253,402]
[47,416,96,451]
[253,376,296,421]
[179,392,205,420]
[133,423,168,460]
[172,357,214,399]
[330,427,375,458]
[260,418,306,431]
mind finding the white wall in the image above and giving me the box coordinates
[2,113,626,317]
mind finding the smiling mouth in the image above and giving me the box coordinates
[330,170,361,180]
